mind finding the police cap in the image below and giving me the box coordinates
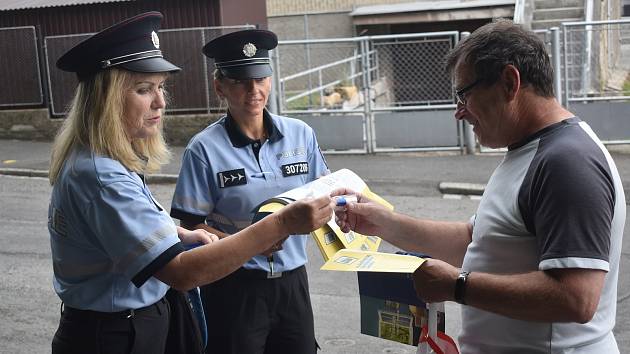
[203,29,278,79]
[57,11,180,79]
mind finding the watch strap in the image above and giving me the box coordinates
[454,271,470,305]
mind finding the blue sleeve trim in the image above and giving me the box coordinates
[170,208,207,225]
[132,242,185,288]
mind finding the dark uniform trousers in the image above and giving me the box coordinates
[202,265,318,354]
[51,297,170,354]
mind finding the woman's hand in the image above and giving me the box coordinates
[176,226,220,247]
[274,195,334,235]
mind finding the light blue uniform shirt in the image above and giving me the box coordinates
[48,147,182,312]
[171,111,329,272]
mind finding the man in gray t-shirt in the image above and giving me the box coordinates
[332,19,623,353]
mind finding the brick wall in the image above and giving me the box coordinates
[269,12,354,39]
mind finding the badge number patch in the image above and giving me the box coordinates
[218,168,247,188]
[281,162,309,177]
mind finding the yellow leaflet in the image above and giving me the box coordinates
[311,225,344,261]
[321,249,424,273]
[252,169,394,266]
[257,202,286,213]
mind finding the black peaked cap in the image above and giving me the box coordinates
[203,29,278,79]
[56,11,180,79]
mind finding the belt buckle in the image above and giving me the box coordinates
[267,271,282,279]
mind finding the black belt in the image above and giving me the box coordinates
[62,297,167,319]
[233,265,304,280]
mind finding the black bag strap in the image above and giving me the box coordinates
[164,288,204,354]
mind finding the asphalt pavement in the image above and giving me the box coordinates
[0,138,628,353]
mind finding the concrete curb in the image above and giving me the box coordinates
[146,173,179,184]
[438,182,486,196]
[0,168,49,178]
[0,168,179,184]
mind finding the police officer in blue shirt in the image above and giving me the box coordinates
[48,13,333,354]
[170,29,329,354]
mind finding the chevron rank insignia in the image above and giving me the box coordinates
[217,168,247,188]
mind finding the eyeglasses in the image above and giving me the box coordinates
[455,78,483,106]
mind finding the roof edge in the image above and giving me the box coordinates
[0,0,134,12]
[350,0,516,17]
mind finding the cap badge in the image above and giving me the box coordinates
[243,43,257,58]
[151,31,160,49]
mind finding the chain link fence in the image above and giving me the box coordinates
[43,25,254,117]
[0,27,43,107]
[275,32,457,113]
[370,34,454,108]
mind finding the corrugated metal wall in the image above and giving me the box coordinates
[0,0,223,110]
[0,27,43,106]
[0,0,266,111]
[0,0,220,36]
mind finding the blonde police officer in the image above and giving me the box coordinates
[170,29,328,354]
[48,14,333,354]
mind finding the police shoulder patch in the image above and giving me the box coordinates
[281,162,309,177]
[218,168,247,188]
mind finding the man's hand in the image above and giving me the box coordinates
[330,188,390,236]
[412,258,460,303]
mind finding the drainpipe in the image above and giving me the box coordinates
[460,32,477,155]
[550,27,563,104]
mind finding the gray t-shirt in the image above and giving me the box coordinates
[459,118,624,353]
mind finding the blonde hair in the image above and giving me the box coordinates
[49,68,171,185]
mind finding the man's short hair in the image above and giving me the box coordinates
[445,19,555,98]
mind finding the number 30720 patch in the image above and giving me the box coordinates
[281,162,309,177]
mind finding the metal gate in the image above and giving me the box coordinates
[272,31,462,154]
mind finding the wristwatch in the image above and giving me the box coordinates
[454,271,470,305]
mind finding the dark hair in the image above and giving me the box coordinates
[445,19,554,98]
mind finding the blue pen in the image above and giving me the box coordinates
[335,194,358,207]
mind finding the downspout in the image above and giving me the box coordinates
[513,0,525,24]
[513,0,534,29]
[581,0,594,96]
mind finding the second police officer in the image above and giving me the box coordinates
[170,29,329,353]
